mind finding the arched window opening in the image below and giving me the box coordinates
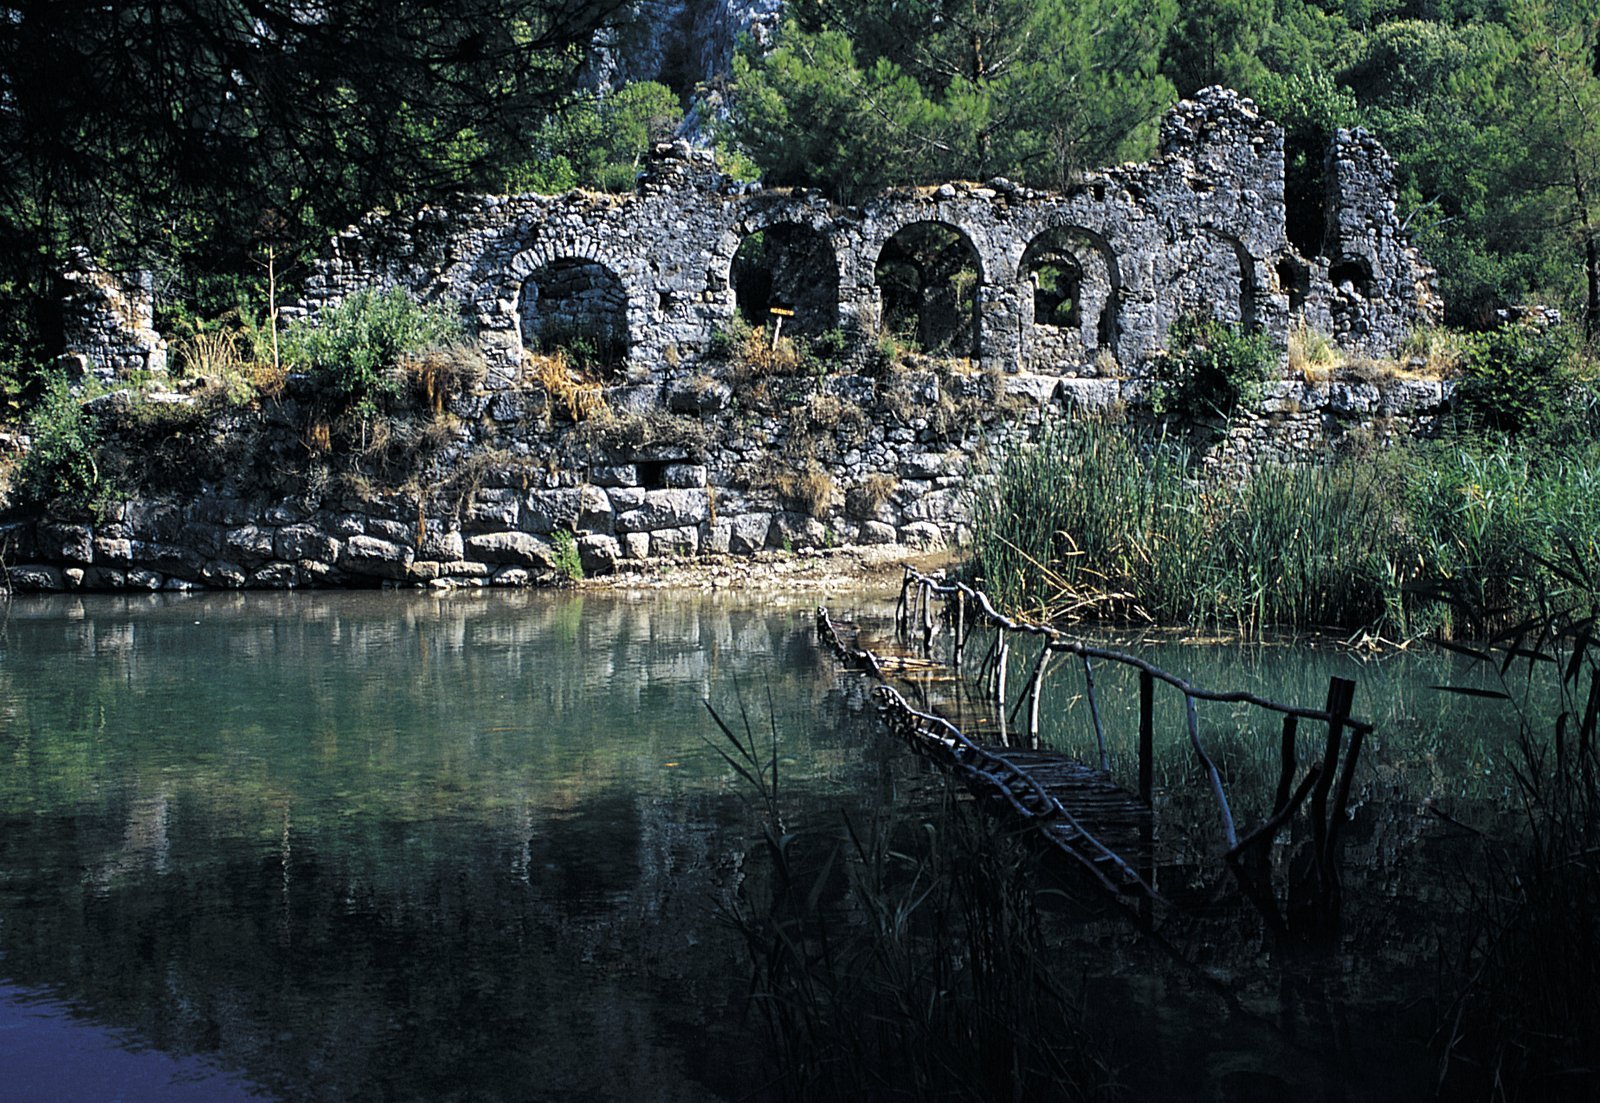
[731,224,839,338]
[518,258,628,377]
[874,222,980,358]
[1020,227,1119,370]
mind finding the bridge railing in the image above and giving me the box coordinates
[850,566,1377,939]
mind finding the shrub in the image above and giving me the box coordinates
[15,371,103,510]
[282,289,463,418]
[1455,322,1582,438]
[1151,316,1276,420]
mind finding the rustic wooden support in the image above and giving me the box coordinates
[920,580,935,654]
[1273,715,1299,815]
[1186,693,1237,849]
[1307,676,1356,928]
[994,628,1010,711]
[1323,679,1362,871]
[1082,655,1109,773]
[953,590,967,663]
[1138,670,1154,807]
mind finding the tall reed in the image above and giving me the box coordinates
[969,418,1600,636]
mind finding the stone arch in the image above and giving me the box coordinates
[1019,225,1121,369]
[871,220,982,358]
[729,219,840,337]
[1170,227,1258,332]
[512,253,630,376]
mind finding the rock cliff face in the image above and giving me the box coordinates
[583,0,783,92]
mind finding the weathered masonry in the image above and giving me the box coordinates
[286,87,1440,385]
[10,89,1451,594]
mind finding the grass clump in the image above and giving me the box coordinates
[969,416,1600,636]
[708,697,1114,1103]
[551,529,584,581]
[11,370,106,512]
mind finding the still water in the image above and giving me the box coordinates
[0,589,906,1102]
[0,589,1524,1101]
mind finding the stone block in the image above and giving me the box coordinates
[577,486,614,534]
[859,521,898,545]
[521,488,583,534]
[126,569,164,590]
[622,532,650,559]
[201,560,247,588]
[223,525,275,562]
[465,531,557,569]
[39,522,93,563]
[577,534,622,575]
[339,535,414,580]
[663,464,708,488]
[590,464,639,488]
[616,488,709,532]
[275,525,341,564]
[468,488,520,526]
[93,536,133,565]
[651,526,699,557]
[728,512,772,554]
[418,529,464,562]
[7,565,64,591]
[250,563,298,588]
[899,522,946,550]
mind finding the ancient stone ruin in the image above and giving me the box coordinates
[5,89,1450,593]
[286,87,1440,383]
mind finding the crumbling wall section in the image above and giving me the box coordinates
[59,249,167,382]
[273,89,1436,391]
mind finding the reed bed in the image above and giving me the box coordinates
[969,418,1600,637]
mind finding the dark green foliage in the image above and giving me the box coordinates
[14,373,103,511]
[730,0,1176,201]
[0,0,617,416]
[1455,322,1584,437]
[1150,317,1276,420]
[504,81,685,194]
[281,289,463,418]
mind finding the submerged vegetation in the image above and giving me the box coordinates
[970,415,1600,637]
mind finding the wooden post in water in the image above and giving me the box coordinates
[953,591,966,664]
[921,581,935,654]
[1307,676,1356,934]
[1138,670,1154,807]
[1025,643,1051,748]
[1082,655,1109,773]
[994,628,1009,713]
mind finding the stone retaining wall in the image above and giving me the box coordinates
[1,368,1449,593]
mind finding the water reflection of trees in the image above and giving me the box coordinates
[0,590,897,1100]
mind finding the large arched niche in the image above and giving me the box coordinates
[1020,226,1119,369]
[1171,228,1257,332]
[872,221,982,358]
[517,257,629,377]
[730,222,840,337]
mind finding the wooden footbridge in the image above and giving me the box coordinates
[819,568,1376,939]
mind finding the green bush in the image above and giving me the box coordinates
[1151,316,1276,420]
[282,289,462,418]
[15,371,103,510]
[1455,323,1582,438]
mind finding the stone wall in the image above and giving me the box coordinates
[59,248,168,383]
[2,364,1450,593]
[6,89,1451,594]
[279,89,1438,391]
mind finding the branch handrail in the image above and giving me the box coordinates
[898,568,1374,735]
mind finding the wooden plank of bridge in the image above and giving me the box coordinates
[970,747,1155,874]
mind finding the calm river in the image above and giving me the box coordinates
[0,588,1524,1101]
